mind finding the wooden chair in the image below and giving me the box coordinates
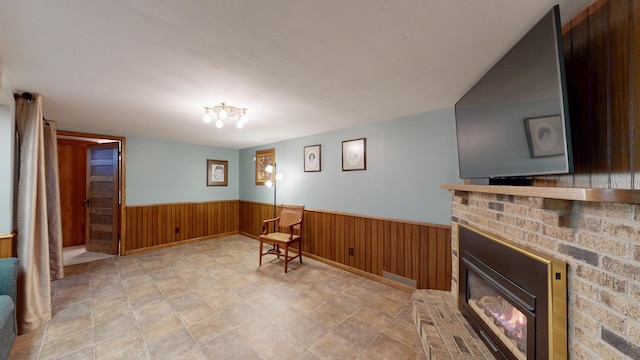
[259,204,304,273]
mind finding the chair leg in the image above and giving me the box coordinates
[299,240,303,263]
[284,245,289,273]
[259,239,263,266]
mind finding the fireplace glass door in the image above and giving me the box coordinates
[467,270,534,360]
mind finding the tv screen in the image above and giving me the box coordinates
[454,5,573,180]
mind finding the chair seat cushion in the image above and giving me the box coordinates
[260,232,301,243]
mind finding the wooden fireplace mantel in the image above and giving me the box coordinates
[441,184,640,205]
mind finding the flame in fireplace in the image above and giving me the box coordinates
[503,307,527,342]
[474,295,528,356]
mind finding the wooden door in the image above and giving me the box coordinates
[58,139,89,247]
[86,143,120,254]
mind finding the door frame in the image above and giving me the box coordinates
[57,130,128,255]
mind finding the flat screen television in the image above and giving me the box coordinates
[454,5,573,182]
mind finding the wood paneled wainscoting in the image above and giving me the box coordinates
[124,200,239,254]
[239,201,451,290]
[0,231,16,258]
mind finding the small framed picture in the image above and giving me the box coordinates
[524,115,565,158]
[207,159,228,186]
[255,148,275,185]
[342,138,366,171]
[304,145,321,172]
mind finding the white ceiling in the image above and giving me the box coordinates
[0,0,594,149]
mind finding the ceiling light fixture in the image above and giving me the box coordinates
[203,103,248,129]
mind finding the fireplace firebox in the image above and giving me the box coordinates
[458,225,567,360]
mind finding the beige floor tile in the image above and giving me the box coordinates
[38,328,93,360]
[295,350,321,360]
[159,279,196,298]
[51,299,91,320]
[205,288,242,311]
[188,312,232,344]
[94,327,145,360]
[146,328,197,359]
[334,317,381,349]
[8,346,40,360]
[352,306,393,330]
[172,346,208,360]
[327,293,363,315]
[55,346,94,360]
[44,313,92,342]
[366,333,420,360]
[261,303,305,328]
[220,300,257,326]
[138,312,184,344]
[311,331,362,360]
[366,294,406,317]
[177,302,218,325]
[238,317,305,359]
[285,315,330,348]
[128,287,166,311]
[133,300,174,325]
[342,283,375,302]
[94,313,138,343]
[308,303,350,329]
[92,296,131,325]
[202,329,255,359]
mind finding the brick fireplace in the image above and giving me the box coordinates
[447,187,640,359]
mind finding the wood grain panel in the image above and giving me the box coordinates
[565,12,592,188]
[590,2,612,188]
[0,232,16,258]
[239,201,452,290]
[634,0,640,189]
[609,0,631,188]
[544,0,640,189]
[125,200,239,252]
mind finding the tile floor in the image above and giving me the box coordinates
[10,235,426,360]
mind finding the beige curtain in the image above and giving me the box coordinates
[15,93,64,334]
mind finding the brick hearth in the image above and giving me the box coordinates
[412,289,493,359]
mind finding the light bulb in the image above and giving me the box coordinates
[219,108,228,120]
[236,121,244,129]
[203,111,212,124]
[265,164,274,173]
[215,119,224,128]
[264,180,273,188]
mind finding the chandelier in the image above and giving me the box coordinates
[203,103,248,129]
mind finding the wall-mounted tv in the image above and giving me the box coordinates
[454,5,573,181]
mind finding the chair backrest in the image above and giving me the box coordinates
[276,205,304,234]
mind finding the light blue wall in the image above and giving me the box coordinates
[239,107,461,225]
[126,137,239,205]
[0,73,15,233]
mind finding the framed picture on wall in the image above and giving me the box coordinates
[342,138,366,171]
[524,115,564,158]
[207,159,228,186]
[304,144,321,172]
[255,148,275,185]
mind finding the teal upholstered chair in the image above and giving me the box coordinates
[0,257,18,360]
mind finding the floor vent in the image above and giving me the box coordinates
[382,271,417,289]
